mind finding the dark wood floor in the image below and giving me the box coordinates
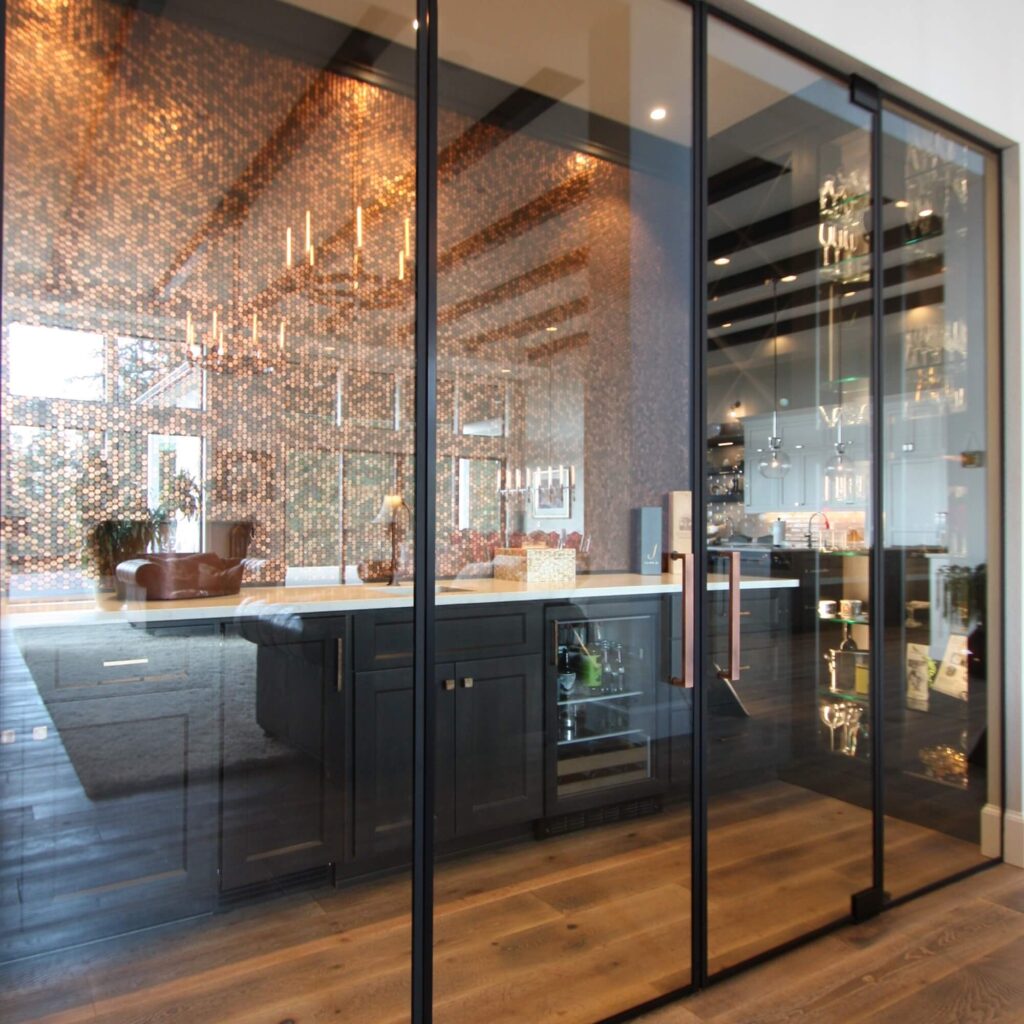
[0,780,993,1024]
[641,862,1024,1024]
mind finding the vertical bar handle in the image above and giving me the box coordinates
[669,551,695,689]
[721,551,741,683]
[336,637,344,694]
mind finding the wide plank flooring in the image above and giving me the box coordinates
[0,780,996,1024]
[641,862,1024,1024]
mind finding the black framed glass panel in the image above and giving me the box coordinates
[880,105,1001,897]
[705,16,876,974]
[1,1,417,1019]
[432,2,695,1018]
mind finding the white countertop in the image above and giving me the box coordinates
[2,572,798,628]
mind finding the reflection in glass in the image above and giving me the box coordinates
[1,1,416,1020]
[434,1,694,1019]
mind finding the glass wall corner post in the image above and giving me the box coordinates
[412,0,439,1019]
[691,0,710,992]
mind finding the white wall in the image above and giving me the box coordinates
[724,0,1024,867]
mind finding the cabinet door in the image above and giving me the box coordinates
[2,628,220,958]
[220,633,344,889]
[351,664,455,862]
[453,654,543,835]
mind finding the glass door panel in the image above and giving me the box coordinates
[880,106,1001,896]
[1,2,416,1020]
[705,17,875,974]
[433,1,694,1019]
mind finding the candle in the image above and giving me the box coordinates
[279,320,285,350]
[309,244,315,267]
[252,313,258,345]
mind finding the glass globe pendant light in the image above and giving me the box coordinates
[759,279,791,479]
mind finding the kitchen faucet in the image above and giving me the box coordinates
[806,511,830,549]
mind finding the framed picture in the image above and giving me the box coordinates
[533,477,571,519]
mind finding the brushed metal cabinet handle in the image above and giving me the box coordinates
[668,551,694,688]
[442,678,455,691]
[462,676,474,689]
[336,638,344,694]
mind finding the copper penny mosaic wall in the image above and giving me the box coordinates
[1,0,691,596]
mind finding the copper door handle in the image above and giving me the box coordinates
[718,551,741,683]
[668,551,695,688]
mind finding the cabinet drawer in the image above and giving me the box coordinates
[353,604,541,670]
[14,624,218,697]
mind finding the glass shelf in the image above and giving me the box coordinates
[819,615,869,625]
[818,687,869,703]
[559,689,644,707]
[558,727,647,747]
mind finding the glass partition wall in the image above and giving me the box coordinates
[1,1,419,1020]
[705,18,876,973]
[431,2,695,1018]
[0,4,1004,1023]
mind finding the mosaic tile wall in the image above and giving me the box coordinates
[1,0,691,596]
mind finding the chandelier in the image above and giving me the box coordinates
[185,310,284,376]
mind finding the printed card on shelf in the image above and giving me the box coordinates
[905,643,931,711]
[933,633,970,701]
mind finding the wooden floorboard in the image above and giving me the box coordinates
[0,781,1009,1024]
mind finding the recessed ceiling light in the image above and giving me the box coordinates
[894,199,909,209]
[780,274,797,283]
[919,207,934,218]
[721,322,733,328]
[545,326,558,332]
[649,106,667,121]
[713,256,730,266]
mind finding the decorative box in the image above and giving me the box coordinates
[493,546,576,583]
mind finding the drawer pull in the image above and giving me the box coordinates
[739,611,752,618]
[461,677,474,689]
[442,678,456,691]
[103,658,148,668]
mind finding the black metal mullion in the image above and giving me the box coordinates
[411,0,438,1020]
[691,0,710,991]
[869,92,886,904]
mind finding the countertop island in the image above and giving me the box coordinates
[2,571,799,628]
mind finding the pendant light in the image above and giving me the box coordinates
[758,278,791,479]
[824,286,858,502]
